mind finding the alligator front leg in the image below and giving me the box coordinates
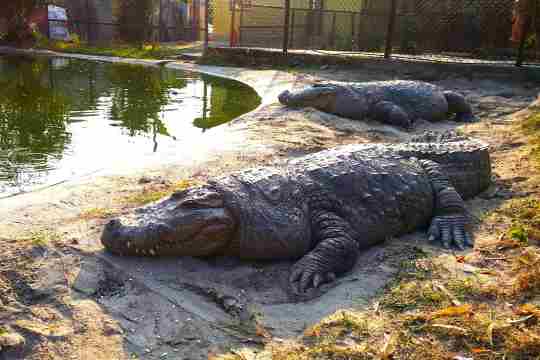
[420,159,474,250]
[289,210,359,295]
[443,91,478,123]
[372,101,412,129]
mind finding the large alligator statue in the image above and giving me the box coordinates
[278,80,477,129]
[101,134,490,295]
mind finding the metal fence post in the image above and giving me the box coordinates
[159,0,163,42]
[86,0,91,43]
[328,12,337,49]
[229,0,237,46]
[204,0,209,52]
[516,13,532,66]
[283,0,291,54]
[46,6,51,40]
[384,0,397,59]
[239,2,244,44]
[289,9,295,48]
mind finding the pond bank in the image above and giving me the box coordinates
[0,46,539,359]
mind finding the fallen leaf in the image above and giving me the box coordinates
[433,281,461,306]
[428,304,472,320]
[378,333,397,360]
[255,323,272,339]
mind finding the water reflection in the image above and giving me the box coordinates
[193,76,261,131]
[0,55,261,195]
[0,57,72,188]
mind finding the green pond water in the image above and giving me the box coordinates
[0,55,261,197]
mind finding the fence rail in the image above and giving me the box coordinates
[228,0,539,66]
[36,0,539,66]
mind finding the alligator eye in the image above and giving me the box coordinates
[178,189,223,208]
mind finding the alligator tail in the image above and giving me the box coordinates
[406,131,491,199]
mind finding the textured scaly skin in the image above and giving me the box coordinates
[101,136,491,294]
[278,80,477,128]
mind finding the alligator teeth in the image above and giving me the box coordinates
[149,249,156,256]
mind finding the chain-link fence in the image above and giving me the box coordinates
[43,0,207,45]
[220,0,539,65]
[23,0,539,65]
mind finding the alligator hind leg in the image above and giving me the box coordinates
[444,91,478,123]
[372,101,412,129]
[289,210,359,295]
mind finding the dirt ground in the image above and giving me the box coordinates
[0,58,539,359]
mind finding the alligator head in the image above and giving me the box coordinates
[101,186,237,257]
[278,85,338,112]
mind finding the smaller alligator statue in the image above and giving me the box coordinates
[101,132,490,296]
[278,80,477,129]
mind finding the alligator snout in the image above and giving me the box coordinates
[278,90,291,105]
[101,218,174,256]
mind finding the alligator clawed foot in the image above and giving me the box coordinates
[427,214,474,250]
[289,259,337,296]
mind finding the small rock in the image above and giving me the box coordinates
[138,176,153,184]
[0,331,25,350]
[103,321,123,336]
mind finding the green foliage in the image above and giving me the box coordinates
[107,64,186,137]
[28,230,59,247]
[192,75,261,130]
[29,23,49,48]
[49,42,185,60]
[3,0,40,43]
[0,56,72,184]
[69,33,81,46]
[118,0,155,44]
[525,33,537,50]
[509,225,529,244]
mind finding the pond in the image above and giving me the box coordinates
[0,55,261,197]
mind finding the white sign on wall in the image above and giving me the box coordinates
[48,5,70,41]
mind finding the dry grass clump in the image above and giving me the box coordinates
[79,207,118,220]
[122,179,201,206]
[521,108,540,168]
[215,236,540,359]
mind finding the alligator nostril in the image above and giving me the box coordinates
[278,90,291,104]
[106,219,122,230]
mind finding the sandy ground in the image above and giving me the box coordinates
[0,48,539,359]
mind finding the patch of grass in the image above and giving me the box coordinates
[497,198,540,243]
[522,109,540,169]
[44,41,198,60]
[508,247,540,298]
[27,230,60,247]
[80,207,117,220]
[305,310,377,340]
[123,179,200,206]
[382,280,446,311]
[123,189,170,206]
